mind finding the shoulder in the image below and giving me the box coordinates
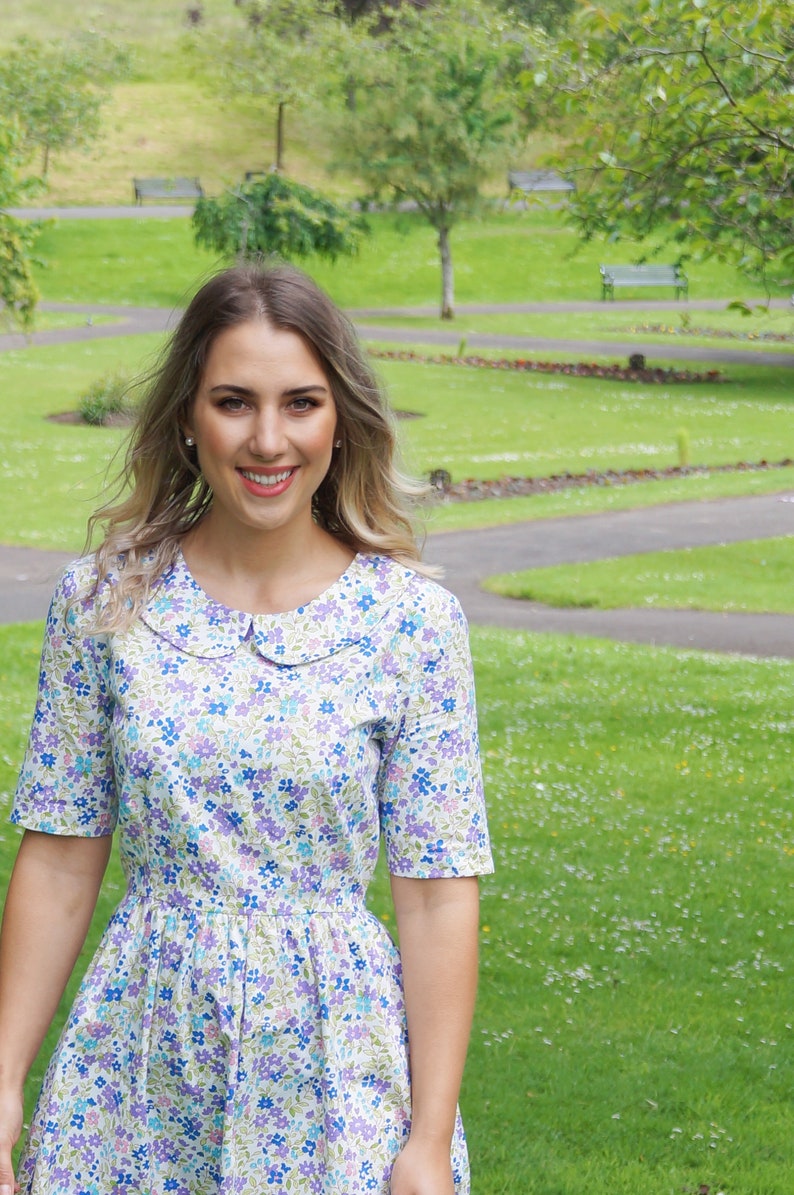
[362,554,469,651]
[47,553,120,638]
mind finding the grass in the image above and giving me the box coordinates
[1,329,793,551]
[483,535,794,613]
[360,305,794,355]
[425,466,794,533]
[30,209,792,311]
[3,622,792,1192]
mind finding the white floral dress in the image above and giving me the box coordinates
[11,551,492,1195]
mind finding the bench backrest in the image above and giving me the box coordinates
[133,177,203,200]
[600,265,686,283]
[508,170,575,193]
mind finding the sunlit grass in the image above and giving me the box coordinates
[1,332,793,552]
[484,535,794,612]
[4,623,792,1193]
[30,210,791,312]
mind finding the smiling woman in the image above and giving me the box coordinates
[0,263,493,1195]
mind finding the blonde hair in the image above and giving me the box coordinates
[88,263,431,631]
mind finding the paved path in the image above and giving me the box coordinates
[3,493,794,659]
[2,299,789,369]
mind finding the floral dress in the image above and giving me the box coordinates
[11,551,493,1195]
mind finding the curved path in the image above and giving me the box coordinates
[3,492,794,659]
[3,298,791,370]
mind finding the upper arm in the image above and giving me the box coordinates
[377,590,493,880]
[11,568,118,838]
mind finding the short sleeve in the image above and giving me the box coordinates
[377,588,493,879]
[11,564,118,837]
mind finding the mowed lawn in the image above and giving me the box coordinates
[1,623,792,1193]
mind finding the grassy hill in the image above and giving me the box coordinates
[2,0,555,205]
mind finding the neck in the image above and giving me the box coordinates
[181,512,355,615]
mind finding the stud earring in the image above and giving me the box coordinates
[334,440,342,449]
[184,436,195,447]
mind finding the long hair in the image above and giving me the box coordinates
[88,263,430,631]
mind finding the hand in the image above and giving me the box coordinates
[390,1136,456,1195]
[0,1086,23,1195]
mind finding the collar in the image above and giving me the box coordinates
[138,551,413,665]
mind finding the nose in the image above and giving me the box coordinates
[249,407,287,459]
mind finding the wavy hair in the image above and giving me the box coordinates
[88,262,431,631]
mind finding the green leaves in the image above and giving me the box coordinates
[192,172,367,264]
[539,0,794,287]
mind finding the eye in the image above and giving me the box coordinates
[289,396,320,412]
[218,395,248,412]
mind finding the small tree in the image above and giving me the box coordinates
[0,33,130,178]
[332,0,526,318]
[192,0,335,172]
[192,172,367,262]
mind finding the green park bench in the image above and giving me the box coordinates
[600,264,689,301]
[133,177,204,205]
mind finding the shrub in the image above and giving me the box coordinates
[78,370,136,426]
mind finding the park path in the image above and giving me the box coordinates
[2,493,794,658]
[1,298,791,369]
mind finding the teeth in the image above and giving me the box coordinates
[240,469,293,487]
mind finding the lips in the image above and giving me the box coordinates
[237,466,298,498]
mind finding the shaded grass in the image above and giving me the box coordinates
[484,535,794,613]
[3,623,792,1192]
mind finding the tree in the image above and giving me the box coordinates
[0,124,42,330]
[495,0,576,34]
[192,172,367,262]
[332,0,527,318]
[0,33,130,178]
[192,0,336,172]
[543,0,794,286]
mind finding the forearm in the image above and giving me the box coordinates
[0,830,111,1093]
[391,875,480,1147]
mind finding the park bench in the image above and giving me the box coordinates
[508,169,575,196]
[600,264,689,301]
[133,177,204,205]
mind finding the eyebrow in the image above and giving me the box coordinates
[207,383,330,397]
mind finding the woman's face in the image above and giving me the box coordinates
[184,319,338,544]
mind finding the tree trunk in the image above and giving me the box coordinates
[438,225,454,320]
[275,102,286,172]
[42,143,50,178]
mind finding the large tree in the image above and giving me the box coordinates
[332,0,527,318]
[544,0,794,285]
[0,33,129,178]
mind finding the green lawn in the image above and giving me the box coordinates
[31,209,791,312]
[3,623,792,1193]
[484,535,794,612]
[425,465,794,533]
[1,330,793,551]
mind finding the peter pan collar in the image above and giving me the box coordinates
[139,551,413,664]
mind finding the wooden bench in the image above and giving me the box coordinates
[600,264,689,301]
[133,177,204,205]
[508,169,575,196]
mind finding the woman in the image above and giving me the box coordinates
[0,263,492,1195]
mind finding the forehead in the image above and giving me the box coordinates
[202,320,327,384]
